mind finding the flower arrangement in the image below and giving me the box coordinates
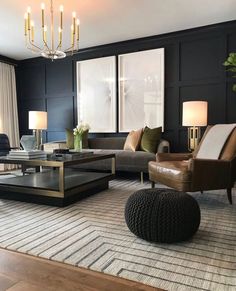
[73,123,90,136]
[73,123,90,151]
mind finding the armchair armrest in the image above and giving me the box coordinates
[189,158,232,189]
[156,152,192,162]
[188,158,230,171]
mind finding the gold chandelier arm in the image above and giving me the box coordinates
[64,42,79,54]
[64,46,75,53]
[27,33,43,51]
[25,44,42,53]
[43,39,52,53]
[55,41,62,51]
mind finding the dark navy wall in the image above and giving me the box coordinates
[16,20,236,152]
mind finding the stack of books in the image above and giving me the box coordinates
[7,150,47,160]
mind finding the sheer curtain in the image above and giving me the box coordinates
[0,62,20,171]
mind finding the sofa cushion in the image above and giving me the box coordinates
[88,138,126,150]
[124,129,143,152]
[140,126,162,153]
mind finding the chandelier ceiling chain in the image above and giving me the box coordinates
[24,0,80,60]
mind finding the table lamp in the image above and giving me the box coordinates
[182,101,208,151]
[29,111,47,150]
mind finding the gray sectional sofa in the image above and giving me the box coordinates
[86,137,169,173]
[44,137,169,178]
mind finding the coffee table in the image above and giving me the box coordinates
[0,153,115,206]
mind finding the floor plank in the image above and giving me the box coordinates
[0,274,16,291]
[6,282,44,291]
[0,248,162,291]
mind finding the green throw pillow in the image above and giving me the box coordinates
[65,128,74,149]
[65,128,89,149]
[140,126,162,153]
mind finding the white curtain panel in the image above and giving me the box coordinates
[0,62,20,171]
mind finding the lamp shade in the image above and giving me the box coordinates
[182,101,208,126]
[29,111,47,130]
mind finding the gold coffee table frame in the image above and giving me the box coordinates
[0,154,116,206]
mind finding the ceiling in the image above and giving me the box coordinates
[0,0,235,60]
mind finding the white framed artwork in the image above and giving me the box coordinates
[118,48,165,132]
[77,56,116,133]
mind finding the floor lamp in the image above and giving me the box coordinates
[182,101,208,151]
[28,111,48,150]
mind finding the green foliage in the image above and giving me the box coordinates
[223,53,236,92]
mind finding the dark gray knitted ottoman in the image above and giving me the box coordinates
[125,188,200,243]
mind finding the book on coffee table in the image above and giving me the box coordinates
[7,150,47,159]
[49,151,94,160]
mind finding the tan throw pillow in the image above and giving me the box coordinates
[124,129,143,152]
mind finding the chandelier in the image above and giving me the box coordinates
[24,0,80,60]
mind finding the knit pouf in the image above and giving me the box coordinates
[125,188,201,243]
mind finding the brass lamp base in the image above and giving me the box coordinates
[188,126,200,151]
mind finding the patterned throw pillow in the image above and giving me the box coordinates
[124,128,143,152]
[140,126,162,153]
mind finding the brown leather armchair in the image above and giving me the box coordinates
[149,126,236,204]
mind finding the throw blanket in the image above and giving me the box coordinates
[196,124,236,159]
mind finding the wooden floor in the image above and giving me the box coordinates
[0,248,162,291]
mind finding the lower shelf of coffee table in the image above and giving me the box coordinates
[0,169,114,206]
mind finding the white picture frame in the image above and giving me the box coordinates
[77,56,116,133]
[118,48,165,132]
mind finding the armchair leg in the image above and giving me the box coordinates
[151,181,155,188]
[227,188,233,204]
[200,190,203,194]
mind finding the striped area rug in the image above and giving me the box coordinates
[0,179,236,291]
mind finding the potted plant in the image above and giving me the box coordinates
[223,52,236,92]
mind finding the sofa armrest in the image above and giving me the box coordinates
[43,141,67,152]
[156,152,192,162]
[157,139,170,153]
